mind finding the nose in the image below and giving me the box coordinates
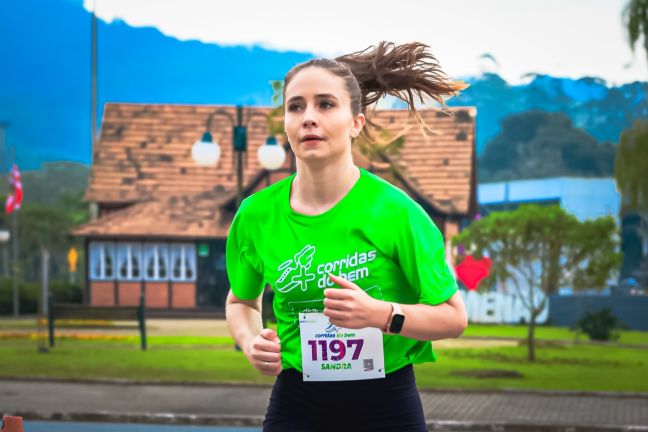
[301,104,317,128]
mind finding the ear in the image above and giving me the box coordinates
[352,113,366,137]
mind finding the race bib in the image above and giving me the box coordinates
[299,312,385,381]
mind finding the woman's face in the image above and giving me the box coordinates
[283,67,365,165]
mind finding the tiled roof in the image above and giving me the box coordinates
[85,104,279,203]
[72,189,234,239]
[370,108,477,215]
[75,103,476,238]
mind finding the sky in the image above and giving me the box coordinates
[83,0,647,86]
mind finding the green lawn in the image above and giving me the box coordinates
[461,323,648,345]
[417,343,648,392]
[1,339,276,386]
[1,338,646,393]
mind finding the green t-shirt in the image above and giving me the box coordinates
[226,166,458,374]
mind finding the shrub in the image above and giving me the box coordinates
[573,308,623,342]
[0,278,83,315]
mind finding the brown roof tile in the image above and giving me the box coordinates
[78,103,476,238]
[85,104,280,203]
[368,107,476,214]
[72,189,234,239]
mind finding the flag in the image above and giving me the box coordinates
[5,164,23,215]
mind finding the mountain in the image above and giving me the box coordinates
[1,0,646,170]
[0,0,313,170]
[478,110,616,182]
[0,162,90,205]
[448,73,647,154]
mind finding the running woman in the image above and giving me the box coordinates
[226,41,469,432]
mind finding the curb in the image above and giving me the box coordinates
[2,376,648,399]
[426,420,648,432]
[10,411,264,427]
[0,376,273,389]
[10,411,648,432]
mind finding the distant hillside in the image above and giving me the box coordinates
[447,73,647,154]
[0,162,89,205]
[478,110,616,182]
[1,0,645,170]
[0,0,312,170]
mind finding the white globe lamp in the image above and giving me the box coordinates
[192,132,221,167]
[257,136,286,170]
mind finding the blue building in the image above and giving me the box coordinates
[478,177,619,222]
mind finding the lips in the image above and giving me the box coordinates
[301,135,324,143]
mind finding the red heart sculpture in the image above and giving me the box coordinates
[455,255,492,291]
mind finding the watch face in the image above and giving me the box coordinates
[389,314,405,334]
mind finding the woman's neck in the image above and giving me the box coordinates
[291,156,360,215]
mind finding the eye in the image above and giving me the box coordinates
[320,101,335,109]
[287,103,302,112]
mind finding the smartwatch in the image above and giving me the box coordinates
[385,302,405,334]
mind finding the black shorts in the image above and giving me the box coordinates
[263,364,426,432]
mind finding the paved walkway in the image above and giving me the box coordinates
[2,379,647,431]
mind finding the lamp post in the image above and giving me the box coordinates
[192,105,286,209]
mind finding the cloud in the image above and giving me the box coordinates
[83,0,647,85]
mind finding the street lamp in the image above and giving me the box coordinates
[192,105,286,208]
[257,136,286,170]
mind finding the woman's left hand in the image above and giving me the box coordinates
[323,273,390,329]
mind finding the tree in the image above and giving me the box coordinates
[452,205,621,362]
[615,119,648,283]
[624,0,648,63]
[0,202,80,284]
[18,203,76,281]
[479,111,615,182]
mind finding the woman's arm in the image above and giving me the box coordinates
[394,291,468,340]
[323,273,468,341]
[225,290,282,375]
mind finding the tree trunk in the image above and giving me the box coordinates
[527,312,536,362]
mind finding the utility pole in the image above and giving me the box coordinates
[89,1,99,222]
[91,0,98,163]
[0,122,9,278]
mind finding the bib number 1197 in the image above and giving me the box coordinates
[306,339,363,362]
[299,312,385,381]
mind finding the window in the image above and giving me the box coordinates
[104,244,114,278]
[89,241,116,280]
[170,243,197,282]
[159,244,169,278]
[91,241,193,281]
[90,243,101,280]
[117,243,143,281]
[143,243,169,281]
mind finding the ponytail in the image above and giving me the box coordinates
[284,41,468,138]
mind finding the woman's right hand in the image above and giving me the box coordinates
[245,328,282,376]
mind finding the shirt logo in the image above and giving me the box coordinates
[275,245,378,294]
[275,244,317,293]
